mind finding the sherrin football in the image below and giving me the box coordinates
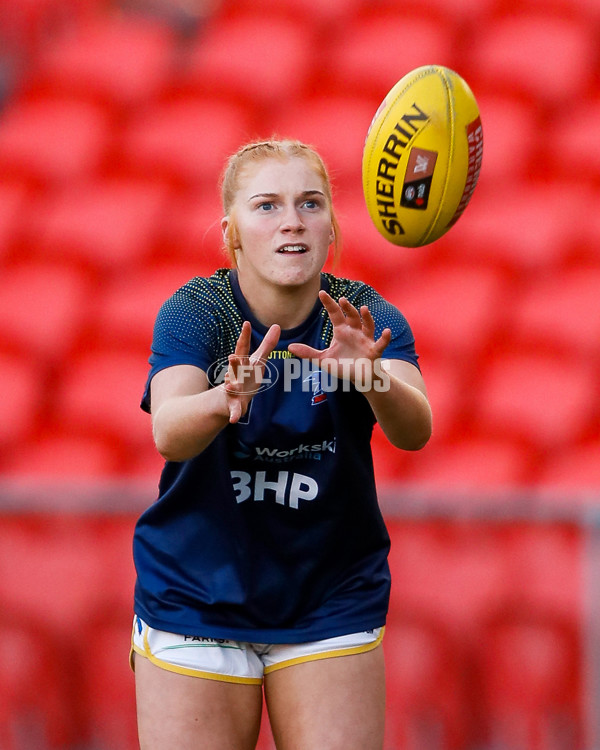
[362,65,483,247]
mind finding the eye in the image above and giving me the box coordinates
[258,201,275,211]
[302,198,323,210]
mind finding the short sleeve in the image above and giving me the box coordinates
[141,279,227,413]
[331,278,419,370]
[357,289,419,369]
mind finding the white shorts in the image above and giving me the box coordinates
[131,615,384,685]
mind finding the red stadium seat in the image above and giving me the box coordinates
[23,179,170,273]
[0,516,137,747]
[493,0,600,23]
[371,422,412,485]
[270,96,376,189]
[574,189,600,265]
[353,0,496,25]
[0,0,103,42]
[402,436,533,492]
[0,0,103,63]
[477,609,583,750]
[0,182,28,262]
[418,356,468,444]
[119,97,255,190]
[0,515,111,632]
[126,440,165,482]
[0,352,40,449]
[375,353,467,482]
[54,347,154,450]
[502,525,583,618]
[387,521,511,634]
[221,0,361,29]
[0,261,89,361]
[0,97,110,186]
[467,13,596,109]
[91,261,202,352]
[0,611,85,750]
[78,608,138,750]
[396,260,509,360]
[448,184,582,274]
[475,93,541,187]
[386,522,447,614]
[5,432,118,480]
[183,14,317,113]
[512,265,600,357]
[384,614,468,749]
[325,12,457,99]
[30,14,177,107]
[548,97,600,184]
[153,187,226,267]
[474,352,596,450]
[537,441,600,496]
[94,515,138,610]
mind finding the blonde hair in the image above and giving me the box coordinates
[220,138,341,266]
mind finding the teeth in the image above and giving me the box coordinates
[279,245,306,253]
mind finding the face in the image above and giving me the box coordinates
[221,156,335,294]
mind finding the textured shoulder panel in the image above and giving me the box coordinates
[321,273,414,346]
[156,269,243,362]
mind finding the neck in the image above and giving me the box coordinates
[237,273,321,330]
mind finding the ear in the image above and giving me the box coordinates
[221,215,240,250]
[329,225,335,244]
[221,216,230,245]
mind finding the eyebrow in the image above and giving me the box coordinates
[248,190,326,202]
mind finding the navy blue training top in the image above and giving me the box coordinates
[133,269,419,643]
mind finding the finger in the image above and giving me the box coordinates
[228,400,242,424]
[373,327,392,356]
[227,354,246,385]
[234,321,252,357]
[359,305,376,338]
[226,359,238,386]
[318,290,346,327]
[287,342,321,360]
[254,324,281,362]
[339,297,362,328]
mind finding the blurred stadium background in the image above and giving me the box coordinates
[0,0,599,748]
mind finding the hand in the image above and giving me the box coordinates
[223,321,280,423]
[287,290,391,386]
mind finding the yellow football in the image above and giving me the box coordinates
[362,65,483,247]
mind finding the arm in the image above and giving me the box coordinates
[151,321,280,462]
[150,365,229,462]
[362,358,432,451]
[288,290,432,451]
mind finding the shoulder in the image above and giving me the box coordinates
[322,272,415,341]
[323,273,370,302]
[159,269,241,324]
[153,268,242,354]
[165,268,235,309]
[323,272,403,317]
[323,272,393,308]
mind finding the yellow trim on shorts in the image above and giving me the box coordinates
[263,626,385,675]
[132,623,263,685]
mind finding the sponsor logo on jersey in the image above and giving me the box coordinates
[234,438,336,463]
[231,470,319,509]
[304,370,327,405]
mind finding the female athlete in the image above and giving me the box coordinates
[131,139,432,750]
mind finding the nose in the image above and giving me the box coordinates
[280,205,305,233]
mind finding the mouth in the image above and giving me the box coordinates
[277,244,308,254]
